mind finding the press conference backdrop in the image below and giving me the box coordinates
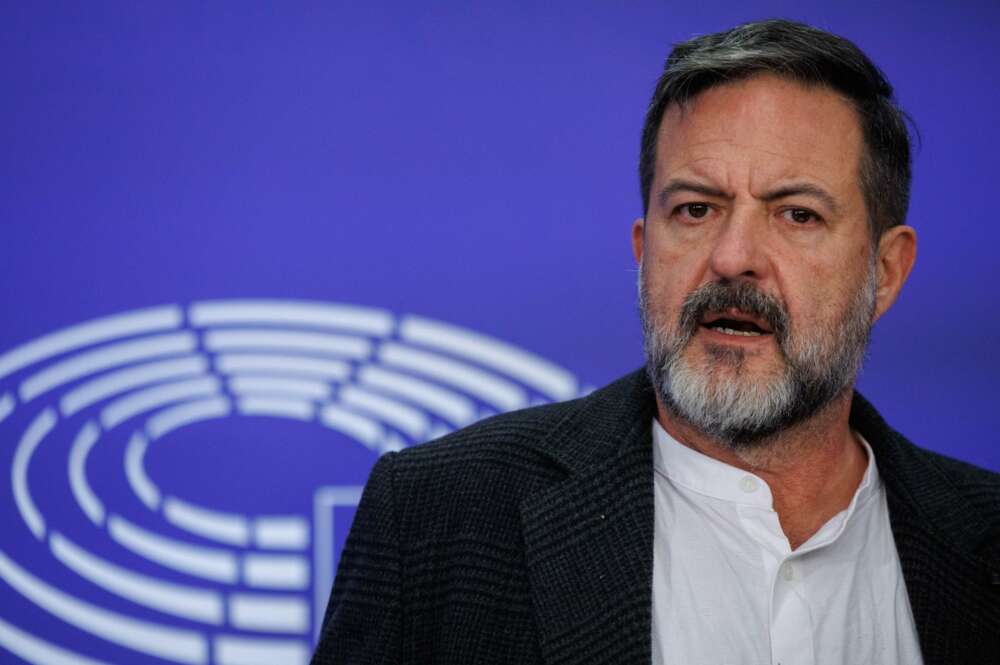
[1,3,997,664]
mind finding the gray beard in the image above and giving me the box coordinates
[638,265,876,450]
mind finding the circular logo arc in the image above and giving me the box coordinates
[0,299,584,665]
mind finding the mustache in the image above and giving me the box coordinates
[677,280,789,341]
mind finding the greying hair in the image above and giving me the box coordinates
[639,19,913,240]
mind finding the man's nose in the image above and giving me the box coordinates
[707,206,769,281]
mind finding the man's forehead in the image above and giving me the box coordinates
[654,75,864,192]
[660,75,861,145]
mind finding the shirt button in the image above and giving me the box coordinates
[739,476,759,493]
[781,563,795,581]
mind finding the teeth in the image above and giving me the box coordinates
[716,327,763,337]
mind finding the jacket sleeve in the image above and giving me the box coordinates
[311,452,402,665]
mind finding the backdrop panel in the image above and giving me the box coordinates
[0,2,996,663]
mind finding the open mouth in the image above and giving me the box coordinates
[700,310,773,338]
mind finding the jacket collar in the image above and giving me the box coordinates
[849,393,994,557]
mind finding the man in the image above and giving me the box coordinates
[313,20,1000,664]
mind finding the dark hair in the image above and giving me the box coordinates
[639,19,913,240]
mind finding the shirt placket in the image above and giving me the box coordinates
[738,476,816,665]
[736,474,817,665]
[769,555,815,665]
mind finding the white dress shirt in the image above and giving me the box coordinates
[651,419,923,665]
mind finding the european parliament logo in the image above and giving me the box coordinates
[0,300,584,665]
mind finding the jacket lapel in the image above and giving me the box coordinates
[850,394,1000,664]
[519,371,656,665]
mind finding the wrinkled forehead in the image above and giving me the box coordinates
[655,75,865,189]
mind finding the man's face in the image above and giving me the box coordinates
[634,74,877,447]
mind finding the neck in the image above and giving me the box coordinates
[655,390,868,550]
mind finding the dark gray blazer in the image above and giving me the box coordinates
[312,370,1000,664]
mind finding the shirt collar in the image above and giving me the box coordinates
[651,418,880,511]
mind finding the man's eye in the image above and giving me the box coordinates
[783,208,820,224]
[677,203,710,219]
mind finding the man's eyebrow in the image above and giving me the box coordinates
[761,183,842,216]
[657,179,732,208]
[657,179,844,217]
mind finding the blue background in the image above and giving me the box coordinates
[1,2,997,663]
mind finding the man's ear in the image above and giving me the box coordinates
[873,224,917,321]
[632,217,645,264]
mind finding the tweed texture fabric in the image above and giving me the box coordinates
[312,369,1000,664]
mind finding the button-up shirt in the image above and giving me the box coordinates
[651,419,923,665]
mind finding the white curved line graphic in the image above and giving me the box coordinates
[0,299,585,664]
[213,635,309,665]
[108,515,238,584]
[13,408,56,540]
[19,332,197,403]
[400,316,579,400]
[0,392,15,424]
[163,498,249,547]
[145,396,230,440]
[382,431,408,452]
[319,405,383,450]
[0,614,113,665]
[69,420,104,525]
[101,376,220,430]
[215,353,351,380]
[339,384,429,439]
[50,532,224,625]
[227,594,309,633]
[237,396,315,421]
[242,554,309,590]
[228,375,332,400]
[379,342,527,411]
[0,548,208,664]
[190,300,393,336]
[204,329,371,358]
[61,355,208,416]
[253,516,309,550]
[125,432,161,510]
[0,306,182,382]
[357,366,475,425]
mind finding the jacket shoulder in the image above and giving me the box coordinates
[908,446,1000,527]
[386,367,652,480]
[392,397,580,473]
[376,370,651,539]
[381,398,586,529]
